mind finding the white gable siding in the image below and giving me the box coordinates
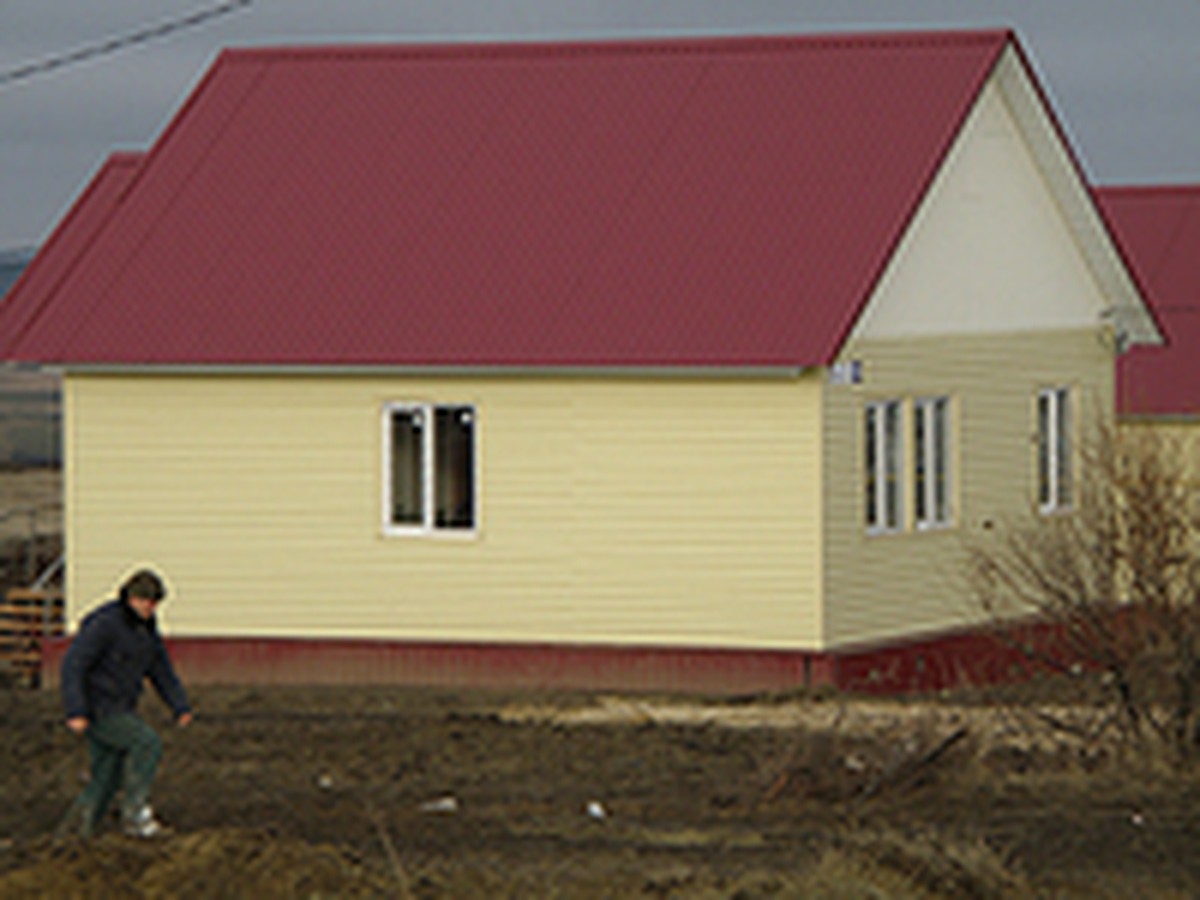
[850,74,1108,342]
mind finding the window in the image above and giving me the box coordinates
[865,400,903,532]
[914,397,952,528]
[385,403,476,533]
[1036,387,1072,512]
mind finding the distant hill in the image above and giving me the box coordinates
[0,247,35,299]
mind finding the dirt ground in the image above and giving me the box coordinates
[1,682,1199,898]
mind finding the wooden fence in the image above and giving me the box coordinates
[0,587,63,688]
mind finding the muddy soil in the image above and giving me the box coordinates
[2,684,1198,897]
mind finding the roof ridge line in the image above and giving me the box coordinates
[221,27,1013,65]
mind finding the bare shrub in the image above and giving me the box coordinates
[966,424,1200,762]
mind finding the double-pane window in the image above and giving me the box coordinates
[386,403,476,533]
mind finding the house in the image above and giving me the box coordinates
[0,29,1161,693]
[1095,186,1200,483]
[0,246,60,467]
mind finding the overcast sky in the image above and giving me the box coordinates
[2,0,1199,249]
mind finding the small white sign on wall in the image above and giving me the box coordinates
[828,359,863,385]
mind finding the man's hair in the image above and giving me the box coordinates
[121,569,167,603]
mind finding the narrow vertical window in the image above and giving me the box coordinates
[390,408,424,526]
[1036,387,1072,512]
[865,400,903,532]
[1054,389,1072,509]
[915,396,952,528]
[883,401,901,528]
[933,397,950,524]
[386,403,477,533]
[865,406,879,528]
[435,406,475,530]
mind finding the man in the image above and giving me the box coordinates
[56,569,192,839]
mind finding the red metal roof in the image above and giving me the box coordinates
[1,31,1015,368]
[1096,186,1200,417]
[0,153,142,359]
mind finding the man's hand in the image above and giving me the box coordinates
[176,712,194,728]
[66,716,89,735]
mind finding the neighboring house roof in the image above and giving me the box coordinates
[0,153,142,359]
[0,30,1150,368]
[1096,186,1200,417]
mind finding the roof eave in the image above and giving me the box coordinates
[1118,412,1200,424]
[56,362,812,378]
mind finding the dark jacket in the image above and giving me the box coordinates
[61,599,190,722]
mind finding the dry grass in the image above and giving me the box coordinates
[499,692,1113,760]
[808,829,1032,899]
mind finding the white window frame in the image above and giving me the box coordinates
[382,402,478,537]
[865,399,904,534]
[914,396,953,530]
[1036,387,1072,514]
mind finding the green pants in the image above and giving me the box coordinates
[59,713,163,837]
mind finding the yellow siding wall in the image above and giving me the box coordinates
[822,328,1114,648]
[65,373,823,648]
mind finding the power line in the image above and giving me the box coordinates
[0,0,253,89]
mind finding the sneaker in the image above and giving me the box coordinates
[123,805,171,838]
